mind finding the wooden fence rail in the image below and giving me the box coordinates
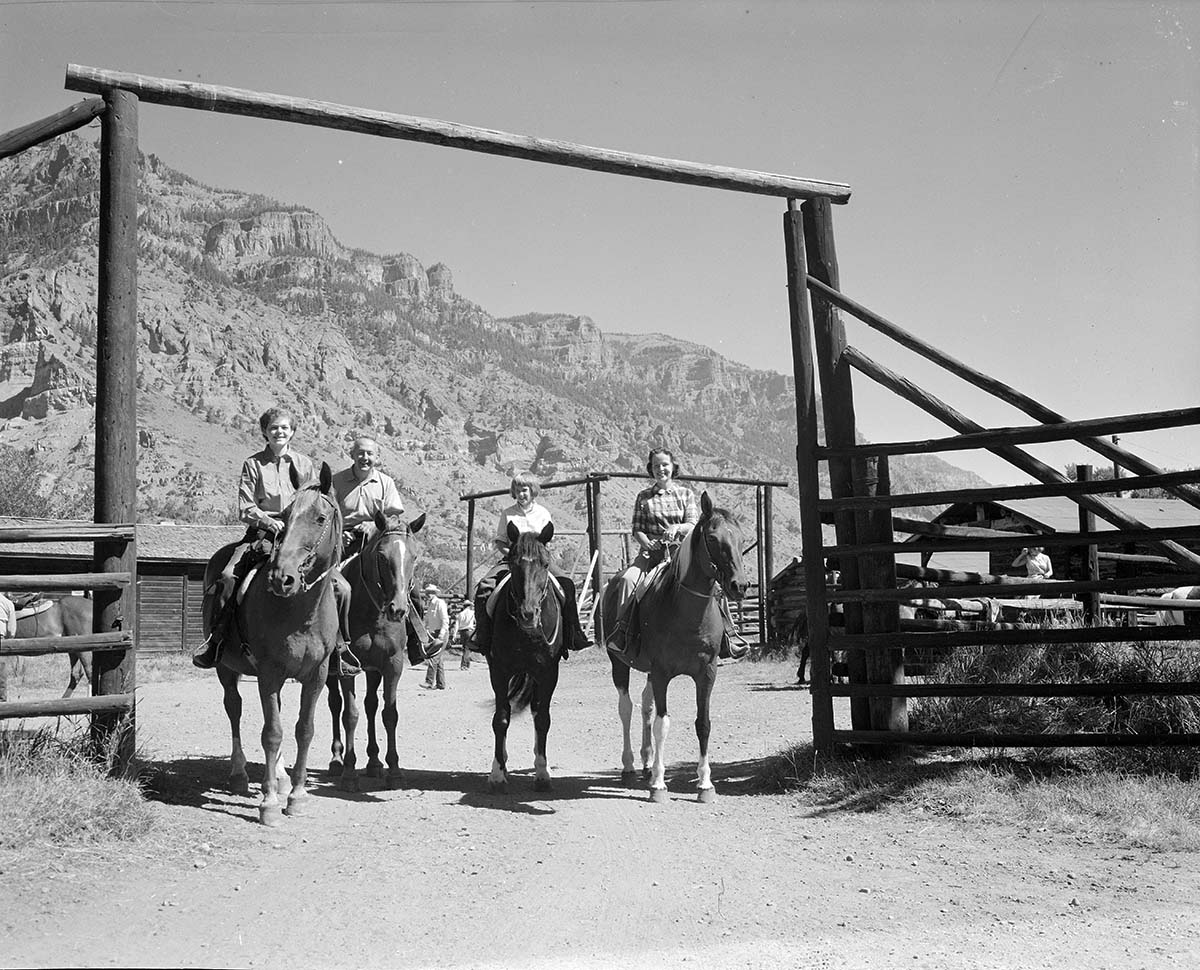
[0,631,132,657]
[0,97,106,160]
[0,694,133,721]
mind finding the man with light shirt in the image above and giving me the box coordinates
[332,435,406,553]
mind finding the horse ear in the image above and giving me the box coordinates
[289,461,301,491]
[701,490,713,518]
[538,522,554,544]
[506,521,521,545]
[319,462,333,493]
[374,509,388,533]
[410,512,426,534]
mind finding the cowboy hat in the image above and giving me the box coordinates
[422,582,440,593]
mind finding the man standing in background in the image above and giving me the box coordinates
[422,583,449,690]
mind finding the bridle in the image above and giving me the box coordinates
[504,544,555,639]
[276,490,342,594]
[677,522,730,599]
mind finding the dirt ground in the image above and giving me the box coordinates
[3,653,1198,969]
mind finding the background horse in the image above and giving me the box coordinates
[212,463,343,826]
[12,594,93,698]
[1158,586,1200,628]
[600,492,747,803]
[326,509,425,791]
[487,521,563,793]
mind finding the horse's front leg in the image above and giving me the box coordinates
[531,670,558,793]
[326,668,345,773]
[256,673,286,826]
[647,673,671,804]
[286,665,328,817]
[489,665,511,793]
[640,677,655,780]
[380,664,405,789]
[336,672,361,792]
[694,666,717,804]
[364,668,384,778]
[218,665,249,795]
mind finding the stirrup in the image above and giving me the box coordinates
[335,644,363,677]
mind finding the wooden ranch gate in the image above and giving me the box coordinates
[787,198,1200,756]
[0,63,849,760]
[460,471,786,648]
[0,97,138,764]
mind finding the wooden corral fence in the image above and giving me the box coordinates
[787,197,1200,755]
[1,97,138,766]
[460,471,785,650]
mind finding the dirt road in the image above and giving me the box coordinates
[3,655,1197,969]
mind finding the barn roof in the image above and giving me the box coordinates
[935,496,1200,535]
[0,516,244,564]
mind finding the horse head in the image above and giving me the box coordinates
[690,491,749,602]
[505,521,554,637]
[269,462,342,598]
[366,508,426,621]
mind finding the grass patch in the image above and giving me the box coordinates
[0,720,156,858]
[762,743,1200,852]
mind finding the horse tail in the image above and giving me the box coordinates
[507,672,536,714]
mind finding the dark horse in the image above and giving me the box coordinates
[326,509,426,791]
[210,463,343,826]
[488,520,564,793]
[600,492,748,803]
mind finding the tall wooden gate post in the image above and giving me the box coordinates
[465,498,476,597]
[801,199,869,729]
[762,484,775,645]
[587,476,605,645]
[784,200,834,753]
[1076,465,1100,623]
[91,88,139,769]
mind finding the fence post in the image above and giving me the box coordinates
[762,484,775,645]
[589,477,605,646]
[91,88,139,772]
[801,198,869,729]
[755,485,767,645]
[1076,464,1100,623]
[784,200,834,754]
[465,498,476,598]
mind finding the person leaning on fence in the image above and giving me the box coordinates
[606,448,748,664]
[469,471,590,659]
[192,406,361,677]
[422,583,450,689]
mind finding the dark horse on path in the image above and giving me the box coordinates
[599,492,748,803]
[326,508,426,791]
[487,520,565,794]
[210,463,343,826]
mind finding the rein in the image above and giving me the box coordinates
[676,526,722,599]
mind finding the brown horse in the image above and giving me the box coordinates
[14,595,94,698]
[601,492,747,803]
[326,509,426,791]
[212,463,343,826]
[488,521,563,793]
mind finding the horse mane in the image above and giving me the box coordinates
[673,505,738,583]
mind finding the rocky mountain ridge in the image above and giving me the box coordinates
[0,134,986,584]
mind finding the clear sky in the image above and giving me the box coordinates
[2,0,1197,486]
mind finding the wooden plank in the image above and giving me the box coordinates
[0,693,133,721]
[830,729,1200,748]
[0,631,131,656]
[0,523,135,543]
[840,624,1197,651]
[830,681,1200,698]
[819,407,1200,460]
[831,523,1200,558]
[896,561,1036,586]
[844,345,1200,570]
[0,572,132,590]
[1100,593,1200,610]
[819,468,1200,513]
[831,573,1196,604]
[65,65,852,203]
[804,275,1200,511]
[0,98,106,160]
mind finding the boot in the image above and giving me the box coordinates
[334,641,363,678]
[560,580,591,658]
[717,598,749,661]
[471,595,492,657]
[605,601,641,666]
[193,585,230,669]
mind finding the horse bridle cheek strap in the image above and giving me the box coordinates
[678,524,722,598]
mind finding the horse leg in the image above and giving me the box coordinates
[364,668,384,778]
[647,673,671,804]
[694,666,717,804]
[532,669,558,792]
[797,641,810,684]
[639,677,655,781]
[337,674,361,793]
[488,664,511,793]
[286,671,325,817]
[256,675,285,826]
[217,665,250,795]
[611,657,638,781]
[381,665,405,789]
[63,652,83,699]
[326,668,345,772]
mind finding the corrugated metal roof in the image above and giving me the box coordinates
[0,516,245,564]
[940,497,1200,534]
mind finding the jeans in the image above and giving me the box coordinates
[423,640,446,688]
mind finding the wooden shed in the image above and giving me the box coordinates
[0,517,243,655]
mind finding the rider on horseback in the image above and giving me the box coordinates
[193,407,361,676]
[606,449,748,665]
[470,471,591,659]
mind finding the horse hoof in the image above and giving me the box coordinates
[365,762,382,779]
[328,759,343,774]
[488,780,508,795]
[284,795,306,817]
[641,767,652,782]
[697,787,716,805]
[259,804,284,827]
[534,777,553,793]
[621,769,639,785]
[649,787,669,804]
[230,775,250,797]
[387,772,405,790]
[339,775,360,793]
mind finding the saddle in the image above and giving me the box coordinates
[483,572,565,619]
[13,596,53,620]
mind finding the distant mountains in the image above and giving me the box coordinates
[0,134,986,583]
